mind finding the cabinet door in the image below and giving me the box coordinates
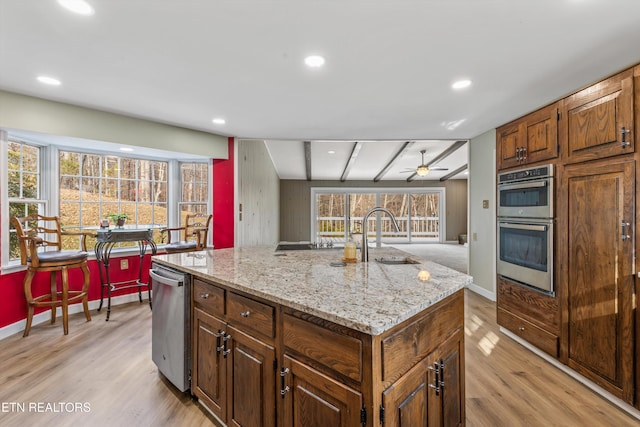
[497,122,524,169]
[497,103,558,170]
[563,68,634,163]
[437,330,464,427]
[523,103,558,165]
[382,330,464,427]
[227,326,276,427]
[192,309,227,422]
[282,355,362,427]
[564,159,635,403]
[382,356,432,427]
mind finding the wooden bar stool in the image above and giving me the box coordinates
[11,214,91,337]
[161,213,212,253]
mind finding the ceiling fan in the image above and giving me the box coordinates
[401,149,449,176]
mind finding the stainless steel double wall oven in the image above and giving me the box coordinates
[497,164,555,294]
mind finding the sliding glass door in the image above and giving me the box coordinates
[312,188,443,246]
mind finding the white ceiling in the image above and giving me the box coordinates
[1,0,639,180]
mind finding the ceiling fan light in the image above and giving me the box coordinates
[416,165,429,176]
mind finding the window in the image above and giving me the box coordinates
[2,134,211,268]
[312,188,445,246]
[179,162,209,219]
[59,151,169,249]
[7,140,46,262]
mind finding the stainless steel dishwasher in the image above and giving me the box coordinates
[150,262,191,392]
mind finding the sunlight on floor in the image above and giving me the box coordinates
[465,313,484,336]
[477,331,500,356]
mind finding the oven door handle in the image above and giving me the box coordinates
[498,180,548,191]
[499,222,548,232]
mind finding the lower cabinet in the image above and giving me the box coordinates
[227,326,276,427]
[192,277,465,427]
[192,308,227,419]
[282,355,363,427]
[382,330,464,427]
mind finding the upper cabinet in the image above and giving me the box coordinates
[562,68,635,164]
[497,102,559,170]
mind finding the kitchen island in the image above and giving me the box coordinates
[153,246,471,427]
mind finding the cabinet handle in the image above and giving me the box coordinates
[215,330,225,354]
[200,293,209,299]
[429,361,440,396]
[521,146,527,161]
[622,220,631,241]
[222,334,231,358]
[280,367,290,399]
[519,326,525,331]
[621,127,631,148]
[516,147,522,162]
[240,311,251,318]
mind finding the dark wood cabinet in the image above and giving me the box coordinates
[496,277,560,358]
[560,158,635,403]
[382,330,464,427]
[562,68,634,164]
[192,308,227,420]
[192,281,277,426]
[282,355,363,427]
[191,278,464,427]
[497,102,559,170]
[227,326,276,427]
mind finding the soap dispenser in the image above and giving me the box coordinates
[343,234,357,263]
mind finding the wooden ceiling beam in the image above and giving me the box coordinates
[304,141,312,181]
[373,141,414,182]
[340,141,362,182]
[439,164,468,181]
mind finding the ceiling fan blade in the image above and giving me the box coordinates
[429,167,449,171]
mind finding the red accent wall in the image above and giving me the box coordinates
[213,137,235,249]
[0,254,154,329]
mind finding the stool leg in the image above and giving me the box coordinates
[50,271,58,324]
[23,270,35,337]
[61,266,69,335]
[81,262,91,322]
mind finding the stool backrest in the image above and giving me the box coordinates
[183,213,213,249]
[11,214,63,266]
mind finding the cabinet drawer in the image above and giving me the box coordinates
[227,292,275,339]
[193,279,225,317]
[498,308,558,357]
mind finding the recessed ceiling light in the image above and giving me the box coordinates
[57,0,95,16]
[328,150,336,154]
[37,76,61,86]
[452,79,472,90]
[304,55,325,68]
[212,118,226,125]
[119,147,134,152]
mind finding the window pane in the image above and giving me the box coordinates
[195,163,208,181]
[411,193,439,240]
[121,180,137,201]
[8,171,20,198]
[81,154,101,177]
[315,193,345,241]
[380,193,408,240]
[153,182,167,203]
[60,151,80,175]
[103,178,119,199]
[103,157,119,178]
[7,141,20,170]
[350,193,376,239]
[60,176,80,193]
[22,145,39,172]
[120,158,136,179]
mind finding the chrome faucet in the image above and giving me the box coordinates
[361,207,400,262]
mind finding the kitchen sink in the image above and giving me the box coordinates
[375,256,420,265]
[276,243,313,251]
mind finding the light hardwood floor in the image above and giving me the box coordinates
[0,291,637,426]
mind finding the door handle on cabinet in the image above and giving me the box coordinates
[621,127,631,148]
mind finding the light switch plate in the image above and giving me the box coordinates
[120,259,128,270]
[482,200,489,209]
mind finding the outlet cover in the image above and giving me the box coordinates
[120,259,129,270]
[482,200,489,209]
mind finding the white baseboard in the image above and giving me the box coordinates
[0,293,148,340]
[466,282,496,301]
[500,327,640,421]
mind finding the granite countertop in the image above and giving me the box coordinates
[152,246,472,335]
